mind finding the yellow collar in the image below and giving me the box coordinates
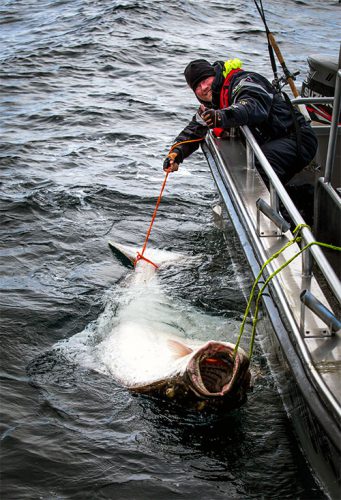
[223,58,243,78]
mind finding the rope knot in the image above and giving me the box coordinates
[134,252,158,269]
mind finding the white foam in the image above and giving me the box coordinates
[55,257,239,387]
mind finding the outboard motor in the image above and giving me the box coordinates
[302,55,341,274]
[301,55,340,124]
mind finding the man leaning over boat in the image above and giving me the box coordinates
[164,58,317,187]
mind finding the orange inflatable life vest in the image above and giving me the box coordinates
[213,68,242,137]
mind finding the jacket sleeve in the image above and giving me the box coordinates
[219,74,274,129]
[171,114,208,162]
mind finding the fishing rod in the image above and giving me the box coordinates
[253,0,310,119]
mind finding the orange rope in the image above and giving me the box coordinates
[134,136,205,268]
[134,171,169,268]
[134,252,159,269]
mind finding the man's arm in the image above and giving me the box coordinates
[163,115,208,171]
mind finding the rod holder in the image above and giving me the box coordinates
[300,289,341,333]
[256,198,291,235]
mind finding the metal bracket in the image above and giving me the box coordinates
[300,289,341,338]
[300,317,334,338]
[256,197,290,237]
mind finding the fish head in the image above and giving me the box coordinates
[161,339,251,411]
[185,341,251,402]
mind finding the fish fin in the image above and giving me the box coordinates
[167,339,193,358]
[108,241,135,268]
[108,241,185,268]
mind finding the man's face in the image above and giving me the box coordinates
[194,76,215,102]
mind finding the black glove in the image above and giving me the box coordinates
[163,148,182,172]
[201,109,224,128]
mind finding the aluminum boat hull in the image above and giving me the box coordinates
[202,132,341,499]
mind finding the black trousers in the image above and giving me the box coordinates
[258,124,318,185]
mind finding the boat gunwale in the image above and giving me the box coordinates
[202,135,341,453]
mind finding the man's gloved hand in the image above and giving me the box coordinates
[201,109,224,128]
[163,149,181,172]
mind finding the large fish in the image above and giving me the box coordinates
[103,242,251,411]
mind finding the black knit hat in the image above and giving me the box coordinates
[184,59,216,90]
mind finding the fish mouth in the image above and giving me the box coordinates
[186,341,250,398]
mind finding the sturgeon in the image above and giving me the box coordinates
[105,242,251,411]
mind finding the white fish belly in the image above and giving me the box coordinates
[98,321,186,387]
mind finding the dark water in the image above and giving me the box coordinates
[1,1,340,498]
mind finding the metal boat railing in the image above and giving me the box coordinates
[239,67,341,306]
[241,126,341,301]
[292,72,341,184]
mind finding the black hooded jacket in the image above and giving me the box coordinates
[172,61,309,162]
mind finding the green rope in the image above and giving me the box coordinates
[233,223,341,359]
[248,240,341,358]
[233,224,307,356]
